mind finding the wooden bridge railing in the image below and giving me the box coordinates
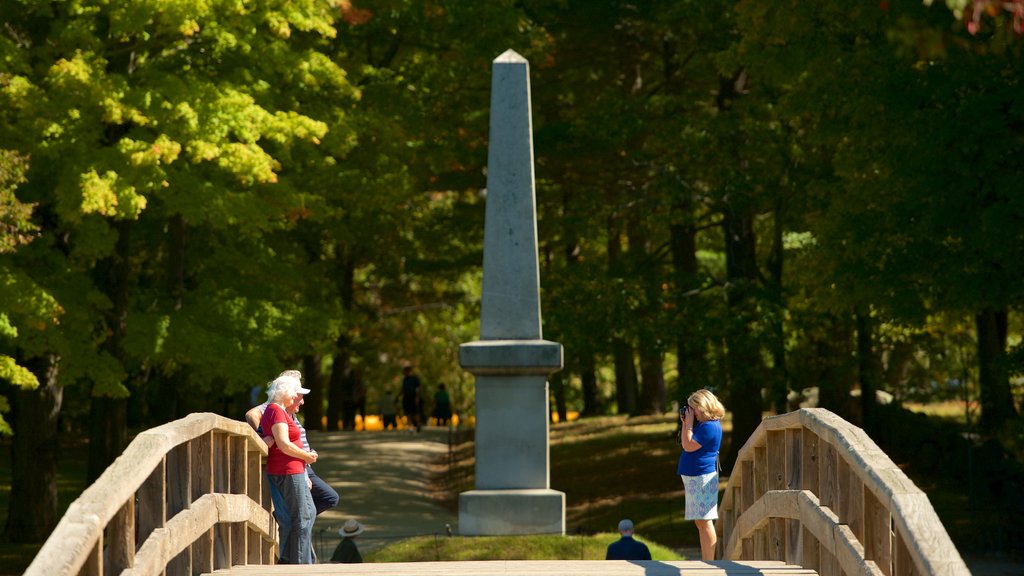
[717,408,970,576]
[25,413,277,576]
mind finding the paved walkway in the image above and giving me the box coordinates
[304,427,459,559]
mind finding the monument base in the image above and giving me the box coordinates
[458,489,565,536]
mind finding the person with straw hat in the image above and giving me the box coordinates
[330,519,365,563]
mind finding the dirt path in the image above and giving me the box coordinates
[303,428,459,559]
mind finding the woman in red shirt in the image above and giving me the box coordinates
[259,374,318,564]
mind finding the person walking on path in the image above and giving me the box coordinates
[330,519,365,563]
[378,387,398,430]
[678,388,726,561]
[605,519,652,560]
[400,365,422,432]
[246,370,340,516]
[431,383,452,426]
[259,373,319,564]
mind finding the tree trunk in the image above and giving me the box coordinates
[976,308,1017,433]
[550,371,568,423]
[303,354,324,431]
[327,340,349,432]
[766,204,789,414]
[722,207,764,471]
[637,348,665,415]
[855,307,880,429]
[89,220,132,483]
[580,356,602,416]
[326,257,356,430]
[671,220,707,401]
[612,337,638,415]
[4,354,62,543]
[817,314,855,419]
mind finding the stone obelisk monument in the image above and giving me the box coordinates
[458,49,565,536]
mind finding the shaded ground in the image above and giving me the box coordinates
[304,427,458,560]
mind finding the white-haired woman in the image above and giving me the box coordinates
[259,373,318,564]
[678,388,726,561]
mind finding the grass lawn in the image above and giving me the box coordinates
[437,414,706,554]
[366,533,681,562]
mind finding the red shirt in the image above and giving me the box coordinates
[260,403,305,475]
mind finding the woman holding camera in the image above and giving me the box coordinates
[678,389,726,561]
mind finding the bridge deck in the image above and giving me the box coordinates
[207,560,817,575]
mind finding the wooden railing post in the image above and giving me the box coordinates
[167,441,191,576]
[137,458,166,547]
[191,431,215,574]
[106,497,135,575]
[229,435,248,568]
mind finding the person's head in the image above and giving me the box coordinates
[687,389,726,422]
[340,518,364,539]
[402,365,413,376]
[268,372,310,410]
[618,518,634,536]
[439,384,446,391]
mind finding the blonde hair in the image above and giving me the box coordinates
[687,389,725,421]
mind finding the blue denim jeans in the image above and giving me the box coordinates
[267,473,315,564]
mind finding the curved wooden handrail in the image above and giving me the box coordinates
[725,490,883,576]
[716,408,970,576]
[24,413,276,576]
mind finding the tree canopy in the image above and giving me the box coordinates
[1,0,1022,544]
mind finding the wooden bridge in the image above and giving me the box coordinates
[23,409,970,576]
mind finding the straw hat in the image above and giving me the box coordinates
[339,519,364,538]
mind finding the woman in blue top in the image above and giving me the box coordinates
[678,388,726,561]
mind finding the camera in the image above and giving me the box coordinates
[679,405,689,417]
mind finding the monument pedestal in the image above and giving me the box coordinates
[459,489,565,536]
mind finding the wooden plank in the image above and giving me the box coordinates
[137,457,166,547]
[768,517,786,561]
[741,460,754,514]
[230,436,247,495]
[864,487,892,576]
[835,524,885,576]
[247,526,262,566]
[767,430,786,492]
[754,446,768,501]
[106,496,134,575]
[786,428,802,490]
[215,431,230,494]
[801,428,818,493]
[84,534,101,576]
[837,453,851,524]
[802,525,819,572]
[819,547,839,576]
[167,443,191,576]
[231,522,247,567]
[785,518,801,565]
[818,440,838,511]
[894,526,918,576]
[848,469,865,544]
[190,431,214,574]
